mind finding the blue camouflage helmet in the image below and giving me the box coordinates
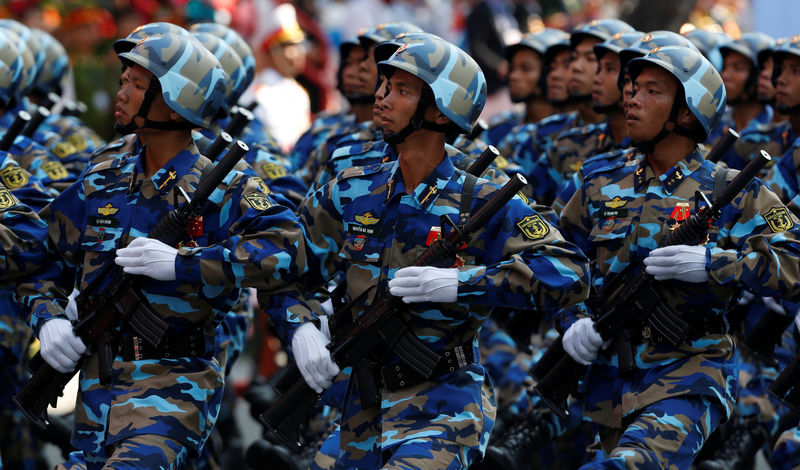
[358,22,424,47]
[683,28,729,71]
[505,28,571,60]
[628,45,726,139]
[373,31,433,65]
[771,35,800,85]
[118,32,227,128]
[114,22,191,55]
[191,31,247,107]
[0,24,38,97]
[720,32,776,68]
[31,28,69,96]
[0,19,45,83]
[378,34,486,133]
[189,23,255,92]
[0,30,23,107]
[619,31,699,90]
[569,18,635,49]
[594,31,644,60]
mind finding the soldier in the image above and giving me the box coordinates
[720,33,777,133]
[17,31,307,469]
[285,33,590,469]
[557,45,800,468]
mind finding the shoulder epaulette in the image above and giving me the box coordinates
[331,140,376,161]
[338,162,386,180]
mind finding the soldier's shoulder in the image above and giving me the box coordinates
[536,111,579,128]
[488,110,520,127]
[337,162,389,181]
[330,140,383,161]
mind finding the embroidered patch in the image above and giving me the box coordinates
[598,209,628,219]
[252,176,271,194]
[0,186,14,209]
[261,163,287,180]
[88,216,119,228]
[245,193,272,211]
[97,203,119,216]
[42,161,69,180]
[602,217,616,231]
[604,196,627,209]
[516,191,529,204]
[353,235,366,251]
[354,212,379,225]
[52,141,76,158]
[764,207,794,232]
[516,214,550,240]
[0,166,28,189]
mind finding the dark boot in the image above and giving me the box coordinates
[696,420,768,470]
[473,410,555,469]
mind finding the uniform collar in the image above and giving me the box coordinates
[385,151,455,210]
[633,148,703,194]
[134,140,201,196]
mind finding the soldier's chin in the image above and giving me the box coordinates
[509,93,527,103]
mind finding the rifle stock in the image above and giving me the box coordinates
[0,110,31,151]
[14,139,249,429]
[260,174,527,452]
[532,139,769,420]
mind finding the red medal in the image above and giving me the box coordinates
[187,215,203,238]
[670,203,690,222]
[425,226,442,246]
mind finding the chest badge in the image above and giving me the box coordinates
[354,212,379,225]
[352,235,366,251]
[98,203,119,216]
[425,226,442,246]
[605,197,627,209]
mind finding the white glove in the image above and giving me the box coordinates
[738,290,755,306]
[115,237,178,281]
[388,266,459,303]
[292,322,340,393]
[39,318,87,373]
[562,317,603,366]
[763,297,786,316]
[319,315,331,340]
[65,288,79,321]
[643,245,708,283]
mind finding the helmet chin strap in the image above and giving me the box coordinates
[114,76,194,135]
[777,102,800,115]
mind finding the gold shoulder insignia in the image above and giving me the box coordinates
[42,161,69,180]
[0,166,28,189]
[516,214,550,241]
[245,193,272,211]
[517,191,529,205]
[568,161,582,172]
[354,212,379,225]
[0,185,14,209]
[605,196,627,209]
[97,203,119,216]
[764,207,794,232]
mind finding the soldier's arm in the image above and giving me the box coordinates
[763,139,800,205]
[710,179,800,300]
[174,175,307,293]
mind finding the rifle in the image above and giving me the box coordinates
[706,128,739,164]
[22,106,50,138]
[0,110,31,151]
[260,174,527,452]
[14,133,246,430]
[465,145,500,178]
[532,146,770,420]
[224,106,255,140]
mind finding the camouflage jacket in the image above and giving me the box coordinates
[18,140,306,454]
[530,120,628,206]
[292,151,589,457]
[765,137,800,209]
[720,119,796,172]
[559,148,800,428]
[498,110,581,175]
[482,109,523,148]
[289,111,356,172]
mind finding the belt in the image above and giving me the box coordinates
[118,328,207,361]
[378,344,474,392]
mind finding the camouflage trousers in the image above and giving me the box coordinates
[580,395,723,470]
[772,426,800,470]
[58,435,188,470]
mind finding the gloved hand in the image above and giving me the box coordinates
[643,244,708,282]
[292,322,340,393]
[562,317,603,366]
[39,317,87,373]
[738,290,755,306]
[115,237,178,281]
[65,288,79,321]
[763,297,786,315]
[388,266,459,303]
[319,315,331,340]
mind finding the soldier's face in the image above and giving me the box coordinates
[341,46,366,97]
[758,55,776,102]
[115,65,171,130]
[568,37,601,97]
[380,69,423,133]
[592,52,621,109]
[721,51,752,102]
[622,71,634,111]
[357,44,379,97]
[776,55,800,110]
[626,66,679,142]
[547,49,570,102]
[373,75,387,124]
[508,48,543,102]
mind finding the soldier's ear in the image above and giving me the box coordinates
[676,103,698,129]
[428,106,450,126]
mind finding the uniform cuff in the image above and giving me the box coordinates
[708,247,739,285]
[456,264,487,301]
[176,251,202,284]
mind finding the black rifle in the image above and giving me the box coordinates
[22,106,51,138]
[0,110,31,151]
[224,106,255,140]
[14,134,246,429]
[468,119,489,142]
[260,174,527,452]
[706,128,739,164]
[532,147,770,420]
[465,145,500,178]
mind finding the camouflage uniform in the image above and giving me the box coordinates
[719,119,795,172]
[497,110,581,175]
[290,112,357,173]
[0,126,75,195]
[765,138,800,208]
[482,109,524,148]
[552,148,640,215]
